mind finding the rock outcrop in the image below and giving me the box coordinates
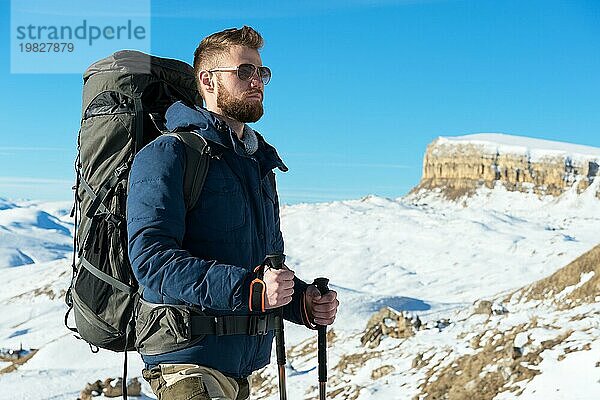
[360,307,419,348]
[78,377,141,399]
[511,243,600,309]
[411,133,600,199]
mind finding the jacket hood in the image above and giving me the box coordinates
[165,101,288,173]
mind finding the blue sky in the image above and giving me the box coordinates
[0,0,598,203]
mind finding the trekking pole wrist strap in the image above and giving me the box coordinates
[249,265,266,312]
[302,290,318,330]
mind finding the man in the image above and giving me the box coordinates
[127,26,339,400]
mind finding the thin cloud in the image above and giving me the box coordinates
[0,177,73,185]
[281,186,362,193]
[0,147,71,152]
[280,192,361,203]
[280,187,379,203]
[299,162,414,169]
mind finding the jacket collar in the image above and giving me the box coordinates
[165,101,229,148]
[165,101,288,173]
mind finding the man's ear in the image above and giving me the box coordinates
[198,70,214,94]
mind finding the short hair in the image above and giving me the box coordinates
[193,26,264,92]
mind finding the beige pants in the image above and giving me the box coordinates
[142,363,250,400]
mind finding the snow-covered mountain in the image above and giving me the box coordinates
[0,134,599,400]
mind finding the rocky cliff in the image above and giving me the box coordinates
[411,133,600,199]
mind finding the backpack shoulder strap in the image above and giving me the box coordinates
[166,132,212,211]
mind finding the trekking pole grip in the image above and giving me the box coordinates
[312,277,330,400]
[264,254,286,270]
[313,277,330,296]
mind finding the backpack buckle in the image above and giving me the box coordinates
[248,315,268,336]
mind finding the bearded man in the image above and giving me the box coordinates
[126,26,339,400]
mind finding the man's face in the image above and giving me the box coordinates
[214,45,265,123]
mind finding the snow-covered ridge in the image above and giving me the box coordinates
[0,199,73,268]
[439,133,600,164]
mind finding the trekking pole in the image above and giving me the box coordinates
[264,254,287,400]
[312,277,330,400]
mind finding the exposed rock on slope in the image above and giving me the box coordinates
[411,134,600,199]
[360,307,418,348]
[513,242,600,309]
[417,244,600,399]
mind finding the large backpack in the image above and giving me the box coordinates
[64,50,212,358]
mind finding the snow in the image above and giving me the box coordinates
[438,133,600,164]
[0,138,599,400]
[497,341,600,400]
[0,200,72,268]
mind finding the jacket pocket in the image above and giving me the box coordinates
[135,298,205,356]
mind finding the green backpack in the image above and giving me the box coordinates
[64,50,213,358]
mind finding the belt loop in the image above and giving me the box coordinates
[215,317,225,336]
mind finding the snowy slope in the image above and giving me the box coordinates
[0,200,146,400]
[0,164,599,399]
[0,200,72,268]
[274,244,600,400]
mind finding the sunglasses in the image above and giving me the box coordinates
[208,63,272,85]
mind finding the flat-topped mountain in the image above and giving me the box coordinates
[411,133,600,199]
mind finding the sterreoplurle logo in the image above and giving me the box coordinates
[10,0,151,74]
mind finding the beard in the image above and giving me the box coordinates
[216,78,264,123]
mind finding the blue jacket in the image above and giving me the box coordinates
[127,101,309,378]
